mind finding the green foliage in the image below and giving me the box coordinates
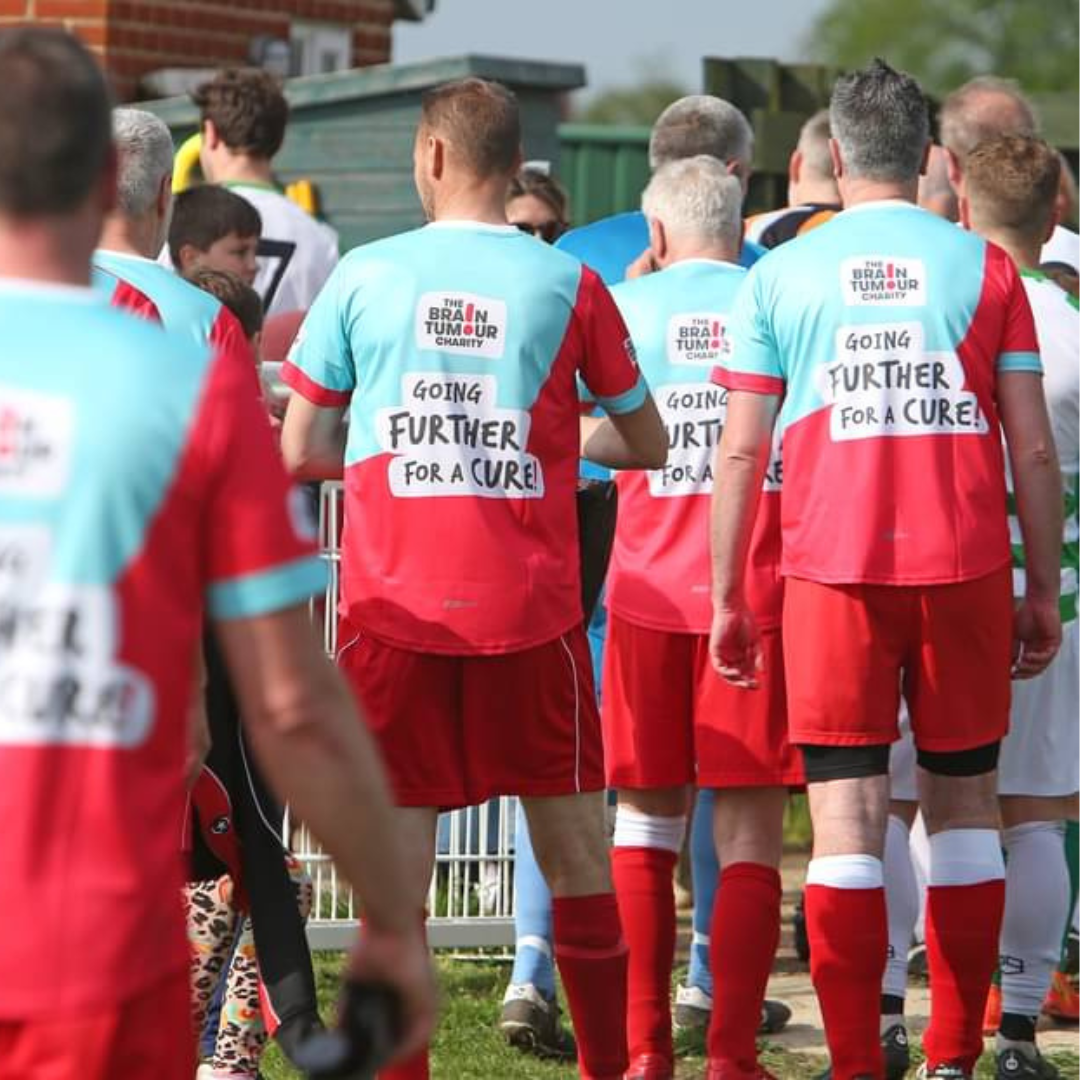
[805,0,1079,95]
[575,80,689,126]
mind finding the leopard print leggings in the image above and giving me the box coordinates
[185,856,314,1078]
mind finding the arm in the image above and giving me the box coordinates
[998,370,1064,677]
[184,643,210,790]
[216,604,435,1056]
[281,394,347,480]
[709,390,781,687]
[580,396,668,470]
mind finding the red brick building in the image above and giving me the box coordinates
[0,0,433,98]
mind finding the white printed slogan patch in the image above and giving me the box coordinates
[0,388,73,497]
[841,257,925,306]
[666,312,732,367]
[817,322,988,442]
[376,373,543,499]
[415,292,507,359]
[0,581,154,749]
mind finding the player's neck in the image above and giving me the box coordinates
[97,213,161,261]
[789,179,839,206]
[839,176,919,209]
[663,240,740,267]
[982,230,1042,273]
[432,178,511,226]
[210,155,276,188]
[0,219,93,287]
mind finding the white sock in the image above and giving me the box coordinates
[927,827,1004,887]
[883,815,919,1001]
[806,853,883,889]
[612,806,687,853]
[910,813,930,942]
[1000,821,1069,1018]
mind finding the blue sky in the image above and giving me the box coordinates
[394,0,834,102]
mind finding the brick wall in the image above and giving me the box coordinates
[0,0,395,99]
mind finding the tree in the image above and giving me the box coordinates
[575,79,689,126]
[806,0,1079,95]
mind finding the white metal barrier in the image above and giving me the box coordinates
[294,482,516,950]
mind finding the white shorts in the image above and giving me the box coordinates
[889,704,918,803]
[998,618,1080,797]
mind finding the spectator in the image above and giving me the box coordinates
[194,69,340,314]
[506,166,569,242]
[745,108,841,247]
[170,185,262,288]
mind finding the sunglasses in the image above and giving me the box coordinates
[512,220,563,244]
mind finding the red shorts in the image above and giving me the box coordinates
[783,567,1013,752]
[0,971,191,1080]
[338,618,603,808]
[601,614,802,789]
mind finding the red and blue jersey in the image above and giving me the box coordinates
[94,248,255,368]
[0,280,324,1018]
[717,200,1042,586]
[607,259,783,634]
[284,221,646,655]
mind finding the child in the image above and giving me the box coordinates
[185,267,322,1080]
[170,185,262,287]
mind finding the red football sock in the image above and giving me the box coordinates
[378,1049,429,1080]
[553,892,629,1080]
[923,880,1006,1074]
[805,884,887,1080]
[611,845,679,1064]
[707,862,782,1072]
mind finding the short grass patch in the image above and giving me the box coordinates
[259,954,1079,1079]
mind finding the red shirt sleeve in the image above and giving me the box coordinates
[110,279,162,324]
[574,266,649,414]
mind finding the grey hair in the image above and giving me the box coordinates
[938,76,1038,163]
[641,155,743,245]
[797,109,834,180]
[112,108,174,216]
[649,95,754,172]
[829,59,929,183]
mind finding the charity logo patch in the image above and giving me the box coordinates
[0,389,73,497]
[666,312,733,367]
[840,256,925,306]
[415,292,507,359]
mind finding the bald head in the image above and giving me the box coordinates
[789,108,838,205]
[939,77,1038,166]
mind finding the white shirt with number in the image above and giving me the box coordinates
[228,183,339,316]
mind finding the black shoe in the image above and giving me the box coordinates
[917,1063,971,1080]
[997,1046,1062,1080]
[817,1023,911,1080]
[499,984,576,1062]
[760,998,793,1035]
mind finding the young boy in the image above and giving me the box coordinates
[170,185,262,287]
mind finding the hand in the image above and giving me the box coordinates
[625,248,657,280]
[347,923,437,1063]
[709,603,762,688]
[1012,595,1062,679]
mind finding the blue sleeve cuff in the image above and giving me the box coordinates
[208,555,328,620]
[997,350,1043,374]
[596,374,648,416]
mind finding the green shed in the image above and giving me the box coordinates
[139,54,585,252]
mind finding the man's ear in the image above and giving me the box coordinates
[789,148,803,186]
[649,217,667,265]
[157,172,172,219]
[1044,204,1061,244]
[828,137,844,182]
[202,119,220,151]
[957,192,972,231]
[430,134,445,181]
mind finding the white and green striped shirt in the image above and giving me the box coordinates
[1009,271,1078,622]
